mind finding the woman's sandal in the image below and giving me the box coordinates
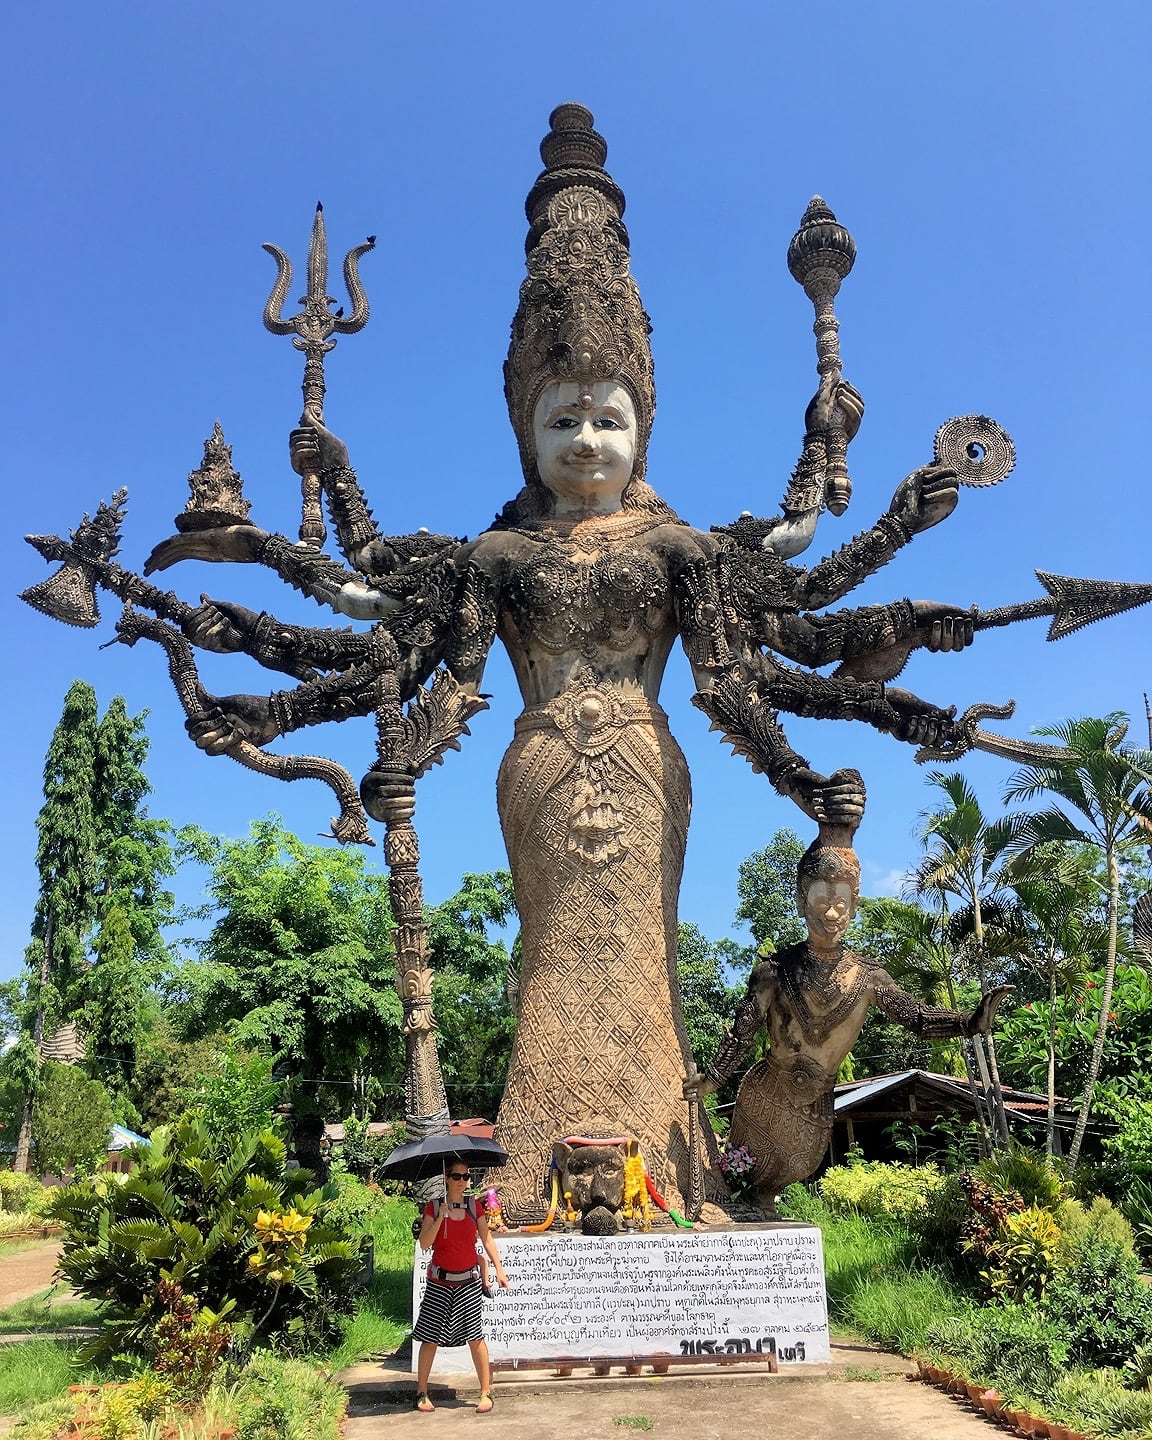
[476,1392,494,1414]
[415,1392,435,1413]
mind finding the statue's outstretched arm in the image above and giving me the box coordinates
[871,973,1015,1039]
[796,464,959,611]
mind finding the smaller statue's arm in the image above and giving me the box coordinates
[871,973,1015,1038]
[703,967,776,1090]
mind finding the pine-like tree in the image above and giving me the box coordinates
[12,680,100,1171]
[84,697,175,1103]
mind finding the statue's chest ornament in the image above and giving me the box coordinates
[779,954,870,1046]
[507,542,667,656]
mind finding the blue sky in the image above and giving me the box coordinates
[3,2,1149,982]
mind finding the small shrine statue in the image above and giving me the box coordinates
[686,827,1012,1213]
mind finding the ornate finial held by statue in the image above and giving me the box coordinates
[176,422,251,532]
[787,196,857,288]
[787,196,858,516]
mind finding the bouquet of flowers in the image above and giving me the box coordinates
[718,1142,758,1200]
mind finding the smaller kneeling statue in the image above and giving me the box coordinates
[687,827,1012,1213]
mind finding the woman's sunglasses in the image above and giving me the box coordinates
[447,1171,470,1181]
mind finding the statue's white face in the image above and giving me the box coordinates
[533,380,636,515]
[800,878,857,949]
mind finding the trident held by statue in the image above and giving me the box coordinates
[263,204,375,548]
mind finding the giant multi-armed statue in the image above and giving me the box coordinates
[22,105,1151,1223]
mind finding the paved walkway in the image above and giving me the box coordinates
[0,1241,62,1309]
[338,1341,1003,1439]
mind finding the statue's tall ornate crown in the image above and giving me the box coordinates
[504,104,656,485]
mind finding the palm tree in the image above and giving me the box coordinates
[1003,712,1152,1172]
[913,771,1026,1147]
[858,893,997,1152]
[1004,844,1110,1156]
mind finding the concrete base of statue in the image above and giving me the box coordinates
[411,1222,829,1374]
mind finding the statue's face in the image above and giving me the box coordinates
[799,877,857,948]
[533,380,636,512]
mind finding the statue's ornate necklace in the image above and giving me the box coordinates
[505,531,668,658]
[778,949,870,1045]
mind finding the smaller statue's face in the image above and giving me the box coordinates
[563,1144,626,1211]
[800,878,857,949]
[533,380,636,513]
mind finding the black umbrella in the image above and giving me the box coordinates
[379,1132,510,1183]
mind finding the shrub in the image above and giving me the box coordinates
[323,1172,388,1237]
[974,1147,1066,1211]
[1042,1235,1152,1367]
[33,1062,114,1178]
[925,1304,1069,1406]
[335,1116,407,1188]
[46,1115,361,1361]
[817,1161,946,1222]
[918,1172,968,1243]
[1054,1195,1136,1267]
[1118,1174,1152,1264]
[230,1352,347,1440]
[0,1170,48,1215]
[177,1047,283,1150]
[1050,1367,1152,1437]
[979,1206,1060,1301]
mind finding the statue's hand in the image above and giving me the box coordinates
[805,375,864,441]
[912,601,976,654]
[885,688,959,748]
[683,1067,717,1101]
[185,695,278,754]
[144,525,270,575]
[888,464,959,535]
[967,983,1015,1035]
[183,596,259,654]
[792,766,866,828]
[290,410,349,475]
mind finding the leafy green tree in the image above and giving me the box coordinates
[12,681,101,1171]
[174,820,403,1111]
[1004,712,1152,1171]
[177,1044,284,1147]
[733,829,806,959]
[676,922,740,1071]
[33,1060,114,1177]
[427,871,518,1118]
[849,895,974,1081]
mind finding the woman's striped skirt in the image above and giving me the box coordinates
[412,1276,485,1348]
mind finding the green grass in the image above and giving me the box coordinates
[0,1288,101,1335]
[782,1189,970,1354]
[0,1235,57,1259]
[613,1418,654,1431]
[0,1338,100,1413]
[321,1196,418,1369]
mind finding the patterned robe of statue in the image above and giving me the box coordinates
[471,508,728,1222]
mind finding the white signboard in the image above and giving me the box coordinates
[411,1224,828,1373]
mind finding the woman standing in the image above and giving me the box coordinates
[413,1161,509,1414]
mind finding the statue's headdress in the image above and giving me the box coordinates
[796,840,861,896]
[503,104,659,501]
